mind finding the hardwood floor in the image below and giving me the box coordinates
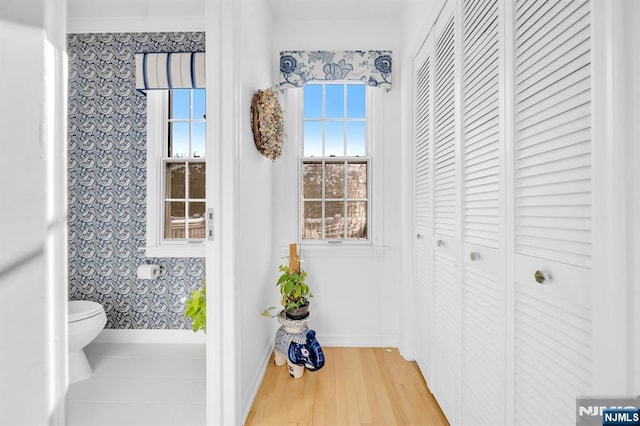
[245,347,449,426]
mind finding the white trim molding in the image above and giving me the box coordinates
[206,0,241,424]
[591,0,636,395]
[67,17,205,34]
[95,329,206,344]
[241,341,275,425]
[145,90,206,258]
[291,85,386,250]
[317,333,399,348]
[67,0,205,34]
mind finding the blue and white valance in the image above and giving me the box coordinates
[279,50,392,91]
[135,52,205,90]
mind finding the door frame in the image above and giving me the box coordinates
[205,0,241,424]
[591,0,635,395]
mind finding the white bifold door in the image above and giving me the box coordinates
[430,4,461,425]
[460,0,506,424]
[413,0,595,424]
[413,29,433,388]
[512,1,594,424]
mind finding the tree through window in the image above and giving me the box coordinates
[164,89,206,241]
[301,83,369,241]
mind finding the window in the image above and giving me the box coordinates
[146,89,206,257]
[301,83,370,242]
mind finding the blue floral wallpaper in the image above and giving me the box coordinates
[279,50,392,90]
[67,32,206,329]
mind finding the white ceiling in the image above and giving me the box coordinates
[66,0,419,33]
[267,0,406,21]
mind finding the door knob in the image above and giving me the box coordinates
[534,270,550,285]
[416,234,423,239]
[470,251,480,261]
[436,239,444,247]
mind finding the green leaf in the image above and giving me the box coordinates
[184,282,206,333]
[284,281,294,295]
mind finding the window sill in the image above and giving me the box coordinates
[143,244,205,258]
[299,244,387,258]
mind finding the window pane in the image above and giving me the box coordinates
[303,84,322,118]
[325,162,345,199]
[188,162,206,199]
[302,201,322,239]
[165,163,185,198]
[303,162,323,199]
[347,201,368,239]
[299,83,369,243]
[170,122,189,158]
[325,85,344,118]
[304,121,323,156]
[347,162,367,198]
[188,202,206,239]
[171,90,190,119]
[346,122,366,156]
[325,201,345,239]
[164,201,185,239]
[347,84,366,118]
[192,122,205,157]
[325,122,344,156]
[193,89,206,119]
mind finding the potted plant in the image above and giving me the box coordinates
[262,263,313,320]
[185,280,206,333]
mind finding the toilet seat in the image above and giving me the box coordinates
[69,300,104,323]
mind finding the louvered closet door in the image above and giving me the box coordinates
[513,1,594,424]
[430,3,460,424]
[414,34,434,384]
[460,0,505,424]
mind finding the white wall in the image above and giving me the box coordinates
[0,0,68,424]
[271,15,404,347]
[402,0,445,57]
[67,0,204,33]
[628,0,640,394]
[236,0,278,421]
[619,0,640,394]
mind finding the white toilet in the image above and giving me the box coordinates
[68,300,106,384]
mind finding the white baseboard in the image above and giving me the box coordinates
[316,333,399,348]
[242,341,274,425]
[95,329,206,344]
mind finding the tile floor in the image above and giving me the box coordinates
[66,342,206,426]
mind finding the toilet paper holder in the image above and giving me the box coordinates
[137,264,164,279]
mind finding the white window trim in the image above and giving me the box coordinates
[145,90,205,258]
[296,83,385,251]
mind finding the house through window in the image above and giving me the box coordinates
[301,82,369,242]
[164,89,206,241]
[146,88,206,257]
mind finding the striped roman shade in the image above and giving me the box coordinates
[135,52,205,90]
